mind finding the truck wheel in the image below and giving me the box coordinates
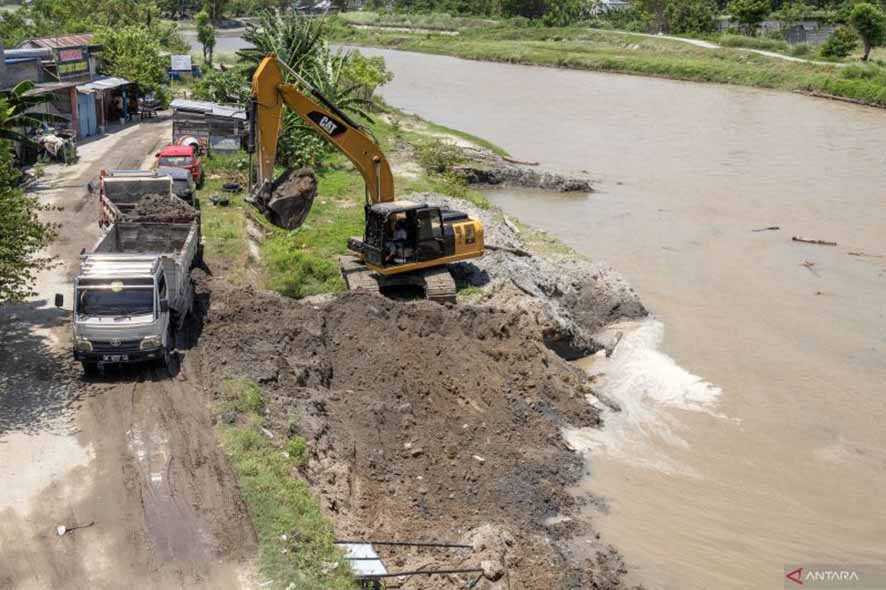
[81,361,98,376]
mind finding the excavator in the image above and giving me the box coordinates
[246,55,484,302]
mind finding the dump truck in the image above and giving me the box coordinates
[97,169,197,227]
[59,221,200,374]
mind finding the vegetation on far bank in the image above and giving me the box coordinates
[331,14,886,107]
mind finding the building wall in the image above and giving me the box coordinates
[1,59,41,89]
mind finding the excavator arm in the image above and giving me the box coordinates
[249,55,395,229]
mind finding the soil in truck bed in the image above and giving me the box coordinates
[120,192,199,223]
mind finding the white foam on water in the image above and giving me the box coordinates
[567,319,725,476]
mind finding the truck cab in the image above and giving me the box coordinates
[67,256,175,372]
[155,144,203,188]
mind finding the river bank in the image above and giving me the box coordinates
[195,105,647,588]
[355,47,886,590]
[330,17,886,109]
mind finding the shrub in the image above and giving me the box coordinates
[820,26,859,59]
[416,139,464,174]
[666,0,717,35]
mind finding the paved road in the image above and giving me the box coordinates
[0,117,256,589]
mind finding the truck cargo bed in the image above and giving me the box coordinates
[93,223,196,255]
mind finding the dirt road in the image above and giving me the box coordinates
[0,117,255,589]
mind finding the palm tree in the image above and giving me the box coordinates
[0,80,68,146]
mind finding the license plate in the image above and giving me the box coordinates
[101,354,129,362]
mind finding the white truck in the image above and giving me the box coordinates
[58,221,200,373]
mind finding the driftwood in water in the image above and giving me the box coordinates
[793,236,837,247]
[752,226,780,232]
[503,156,540,166]
[849,251,884,258]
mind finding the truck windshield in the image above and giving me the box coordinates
[159,156,192,167]
[78,288,154,316]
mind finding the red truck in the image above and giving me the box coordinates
[155,144,204,188]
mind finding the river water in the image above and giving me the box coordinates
[350,48,886,589]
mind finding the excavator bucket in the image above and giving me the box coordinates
[250,167,318,231]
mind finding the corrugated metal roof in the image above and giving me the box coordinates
[20,34,95,49]
[170,98,246,120]
[76,77,131,92]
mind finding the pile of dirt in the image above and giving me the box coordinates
[123,192,198,223]
[413,192,647,359]
[197,286,633,589]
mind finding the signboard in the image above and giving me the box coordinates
[170,55,192,72]
[56,46,89,79]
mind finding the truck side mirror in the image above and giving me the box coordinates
[159,299,169,313]
[54,293,64,308]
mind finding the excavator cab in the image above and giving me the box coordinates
[350,201,454,269]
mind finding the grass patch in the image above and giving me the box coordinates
[332,19,886,108]
[217,379,354,590]
[339,10,496,31]
[715,33,790,53]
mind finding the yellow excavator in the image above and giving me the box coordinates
[246,55,484,302]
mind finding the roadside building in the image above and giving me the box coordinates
[1,34,137,146]
[170,98,247,154]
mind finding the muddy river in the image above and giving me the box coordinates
[351,48,886,589]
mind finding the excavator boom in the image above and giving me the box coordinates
[249,55,394,229]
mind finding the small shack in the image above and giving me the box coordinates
[170,98,247,154]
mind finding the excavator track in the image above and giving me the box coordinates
[339,256,456,303]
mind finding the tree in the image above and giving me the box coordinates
[819,25,858,58]
[501,0,548,19]
[542,0,592,27]
[0,139,58,303]
[94,26,170,102]
[666,0,717,34]
[204,0,229,22]
[849,2,886,61]
[196,10,216,66]
[728,0,772,34]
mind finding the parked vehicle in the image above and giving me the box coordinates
[58,221,200,373]
[157,166,197,204]
[98,169,199,226]
[155,144,203,187]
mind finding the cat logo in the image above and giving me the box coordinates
[111,338,122,347]
[308,111,345,137]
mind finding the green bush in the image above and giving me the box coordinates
[416,139,464,174]
[820,26,859,59]
[666,0,717,35]
[789,43,812,57]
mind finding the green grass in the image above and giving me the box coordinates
[332,18,886,108]
[218,379,354,590]
[339,10,497,32]
[262,162,364,298]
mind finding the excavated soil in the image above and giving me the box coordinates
[196,281,634,589]
[122,192,199,223]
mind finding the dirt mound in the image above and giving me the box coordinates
[411,192,647,359]
[198,285,632,589]
[123,192,198,223]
